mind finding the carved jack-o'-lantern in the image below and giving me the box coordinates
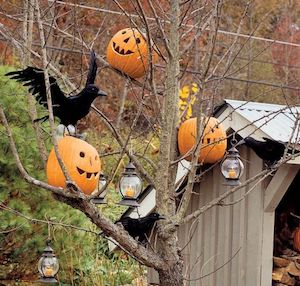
[178,117,227,164]
[106,28,158,78]
[46,136,101,194]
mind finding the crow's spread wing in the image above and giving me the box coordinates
[5,67,67,109]
[262,137,285,149]
[85,50,97,86]
[262,137,282,144]
[263,137,300,155]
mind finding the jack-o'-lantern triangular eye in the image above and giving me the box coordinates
[136,38,141,44]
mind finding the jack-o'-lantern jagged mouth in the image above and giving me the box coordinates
[77,167,99,179]
[113,42,134,55]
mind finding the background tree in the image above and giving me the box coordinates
[0,0,300,285]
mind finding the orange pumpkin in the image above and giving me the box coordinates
[293,227,300,253]
[178,117,227,164]
[46,136,101,194]
[106,28,158,78]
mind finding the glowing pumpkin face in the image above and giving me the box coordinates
[106,28,158,78]
[46,136,101,194]
[178,117,227,164]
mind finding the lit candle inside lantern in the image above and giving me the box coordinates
[125,186,135,197]
[228,168,237,179]
[44,266,54,277]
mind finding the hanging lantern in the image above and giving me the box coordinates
[118,162,142,207]
[91,173,108,204]
[220,146,244,186]
[46,136,101,195]
[178,117,227,164]
[106,28,158,78]
[38,239,59,284]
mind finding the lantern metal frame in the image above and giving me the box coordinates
[118,161,142,207]
[38,239,59,284]
[220,145,244,186]
[91,173,108,204]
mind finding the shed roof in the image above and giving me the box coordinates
[215,99,300,144]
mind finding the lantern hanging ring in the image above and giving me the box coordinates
[230,138,237,146]
[231,133,238,146]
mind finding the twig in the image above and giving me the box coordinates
[23,0,48,165]
[184,247,241,281]
[35,0,77,191]
[0,202,99,235]
[0,105,76,198]
[182,168,274,225]
[291,212,300,221]
[91,104,155,186]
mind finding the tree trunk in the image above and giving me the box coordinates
[156,229,184,286]
[155,1,183,284]
[158,257,184,286]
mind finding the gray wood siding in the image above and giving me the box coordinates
[182,146,264,286]
[148,146,267,286]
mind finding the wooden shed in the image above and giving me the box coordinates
[116,100,300,286]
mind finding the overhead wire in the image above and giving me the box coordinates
[1,2,300,91]
[0,34,299,91]
[48,0,300,49]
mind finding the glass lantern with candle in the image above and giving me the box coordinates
[221,146,244,186]
[118,161,142,207]
[38,239,59,283]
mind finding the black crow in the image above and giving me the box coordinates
[237,137,288,166]
[117,212,165,242]
[5,50,107,126]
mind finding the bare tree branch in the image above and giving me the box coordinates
[23,0,48,166]
[0,105,75,198]
[35,0,76,190]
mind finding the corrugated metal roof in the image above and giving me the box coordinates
[224,99,300,143]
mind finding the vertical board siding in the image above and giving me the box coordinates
[180,146,265,286]
[148,147,267,285]
[245,149,264,286]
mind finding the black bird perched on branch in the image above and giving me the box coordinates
[117,212,165,243]
[237,136,287,166]
[5,50,107,126]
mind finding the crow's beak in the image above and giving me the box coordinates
[158,215,166,220]
[98,90,107,96]
[235,139,245,147]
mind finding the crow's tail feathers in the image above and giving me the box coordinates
[85,50,97,86]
